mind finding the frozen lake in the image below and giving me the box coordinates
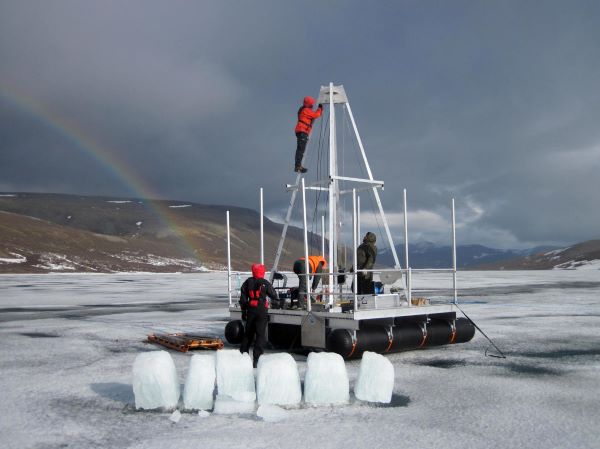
[1,270,599,449]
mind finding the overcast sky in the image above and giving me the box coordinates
[1,0,599,250]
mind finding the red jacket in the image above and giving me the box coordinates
[295,96,323,135]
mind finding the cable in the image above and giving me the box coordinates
[309,108,329,254]
[454,302,507,358]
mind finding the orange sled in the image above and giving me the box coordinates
[147,333,224,353]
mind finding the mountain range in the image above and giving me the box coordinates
[378,241,559,269]
[1,192,598,273]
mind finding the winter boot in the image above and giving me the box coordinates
[294,165,308,173]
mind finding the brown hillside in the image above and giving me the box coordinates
[0,193,321,273]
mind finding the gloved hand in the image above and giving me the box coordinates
[241,309,247,321]
[318,103,323,109]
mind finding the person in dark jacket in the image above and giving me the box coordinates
[294,96,323,173]
[356,232,377,294]
[239,263,278,367]
[292,255,327,308]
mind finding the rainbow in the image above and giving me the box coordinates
[0,80,201,262]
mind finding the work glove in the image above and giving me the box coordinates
[318,103,323,109]
[241,309,247,321]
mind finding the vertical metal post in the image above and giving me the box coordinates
[357,195,361,245]
[260,187,264,266]
[321,215,325,258]
[301,178,311,311]
[451,198,457,305]
[403,188,409,273]
[352,189,358,311]
[328,81,337,304]
[226,211,232,307]
[408,267,412,307]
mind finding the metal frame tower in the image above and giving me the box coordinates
[269,83,403,300]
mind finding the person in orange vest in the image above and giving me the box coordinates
[292,255,327,308]
[294,96,323,173]
[239,263,279,367]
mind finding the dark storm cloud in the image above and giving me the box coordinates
[1,0,599,249]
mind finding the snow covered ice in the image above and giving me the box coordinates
[304,352,349,405]
[256,353,301,406]
[3,271,600,449]
[215,349,256,402]
[354,351,394,403]
[132,351,180,410]
[183,354,216,410]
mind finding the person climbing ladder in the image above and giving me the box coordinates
[294,96,323,173]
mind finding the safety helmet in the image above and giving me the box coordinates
[303,96,316,107]
[251,263,266,279]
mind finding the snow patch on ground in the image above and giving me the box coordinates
[107,252,208,271]
[555,259,600,270]
[33,253,78,270]
[0,252,27,264]
[107,200,132,204]
[545,247,567,256]
[169,204,192,208]
[0,193,17,197]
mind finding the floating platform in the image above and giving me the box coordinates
[223,82,477,359]
[224,297,475,359]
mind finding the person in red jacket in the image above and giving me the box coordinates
[294,96,323,173]
[239,263,279,367]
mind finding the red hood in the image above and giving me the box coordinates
[303,96,315,107]
[251,263,265,279]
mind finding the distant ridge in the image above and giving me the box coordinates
[2,192,596,273]
[473,240,600,270]
[378,242,560,269]
[0,192,316,273]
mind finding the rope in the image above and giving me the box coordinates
[309,108,329,254]
[454,302,507,358]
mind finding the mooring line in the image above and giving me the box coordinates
[455,303,507,359]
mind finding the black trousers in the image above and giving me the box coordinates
[240,312,268,367]
[357,274,374,295]
[295,132,309,167]
[293,259,323,293]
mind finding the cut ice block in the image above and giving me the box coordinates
[183,354,216,410]
[169,409,181,423]
[213,394,256,415]
[256,353,301,406]
[354,351,394,403]
[132,351,180,410]
[216,349,256,402]
[257,404,289,422]
[304,352,349,405]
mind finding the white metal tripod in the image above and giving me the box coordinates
[269,83,406,303]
